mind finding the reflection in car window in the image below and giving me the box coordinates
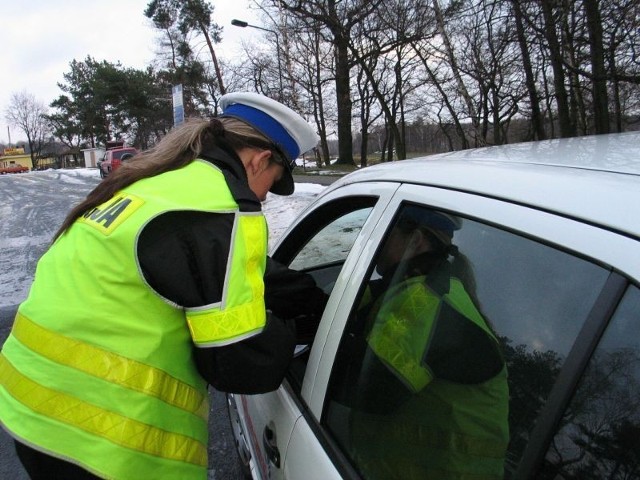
[323,204,609,479]
[540,285,640,479]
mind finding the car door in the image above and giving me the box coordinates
[285,183,639,479]
[235,182,400,480]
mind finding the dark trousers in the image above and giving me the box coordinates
[14,441,102,480]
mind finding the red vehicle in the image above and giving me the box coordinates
[99,147,138,178]
[0,163,29,174]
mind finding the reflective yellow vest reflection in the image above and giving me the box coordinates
[352,276,509,480]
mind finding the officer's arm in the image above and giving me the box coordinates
[264,257,328,344]
[137,210,297,393]
[195,314,296,394]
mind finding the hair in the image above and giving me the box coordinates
[53,117,285,241]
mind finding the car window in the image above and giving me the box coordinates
[274,196,377,280]
[289,208,372,271]
[113,149,136,160]
[539,284,640,479]
[275,197,377,390]
[323,203,610,479]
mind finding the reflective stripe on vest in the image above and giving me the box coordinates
[367,276,496,392]
[186,212,267,347]
[10,312,208,419]
[366,276,439,392]
[0,354,207,467]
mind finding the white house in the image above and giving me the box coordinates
[81,147,106,168]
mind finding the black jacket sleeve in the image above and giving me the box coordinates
[137,211,321,393]
[194,313,296,394]
[137,210,232,307]
[264,257,329,344]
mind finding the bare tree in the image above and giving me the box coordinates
[4,92,50,169]
[285,19,336,166]
[265,0,383,166]
[432,0,484,144]
[349,0,429,161]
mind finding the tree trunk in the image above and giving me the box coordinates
[198,24,226,95]
[492,87,501,145]
[380,126,389,163]
[357,71,372,168]
[540,63,556,138]
[511,0,546,140]
[540,0,574,137]
[385,125,395,162]
[394,60,407,160]
[334,33,355,165]
[584,0,610,134]
[360,129,369,168]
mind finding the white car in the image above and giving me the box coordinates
[228,132,640,480]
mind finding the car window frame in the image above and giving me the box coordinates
[264,181,401,479]
[269,182,401,399]
[515,271,630,479]
[536,282,640,478]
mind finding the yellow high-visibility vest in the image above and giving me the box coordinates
[0,160,268,479]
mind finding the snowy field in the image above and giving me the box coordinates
[0,168,326,308]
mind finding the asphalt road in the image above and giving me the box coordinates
[293,172,342,186]
[0,306,27,480]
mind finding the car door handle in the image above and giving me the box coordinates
[262,425,281,468]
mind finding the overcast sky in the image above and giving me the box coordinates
[1,0,262,145]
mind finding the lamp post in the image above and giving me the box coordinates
[231,19,284,98]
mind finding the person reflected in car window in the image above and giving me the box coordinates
[334,206,509,480]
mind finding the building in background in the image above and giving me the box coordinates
[0,148,31,173]
[81,147,106,168]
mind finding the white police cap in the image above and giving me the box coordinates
[220,92,319,195]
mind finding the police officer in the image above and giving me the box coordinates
[0,92,325,479]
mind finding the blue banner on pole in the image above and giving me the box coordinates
[172,85,184,126]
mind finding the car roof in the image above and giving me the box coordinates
[326,132,640,239]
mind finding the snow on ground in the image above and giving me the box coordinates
[263,183,323,248]
[0,168,326,308]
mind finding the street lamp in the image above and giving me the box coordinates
[231,19,284,97]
